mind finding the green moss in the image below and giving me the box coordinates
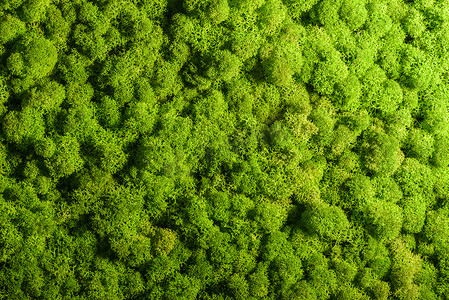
[0,0,447,299]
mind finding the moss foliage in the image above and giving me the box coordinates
[1,0,449,299]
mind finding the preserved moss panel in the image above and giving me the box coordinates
[1,0,449,299]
